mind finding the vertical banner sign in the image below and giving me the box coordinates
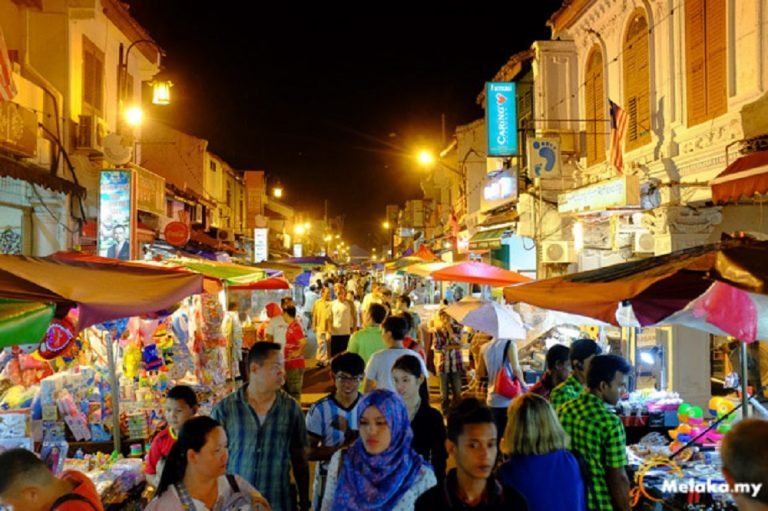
[254,227,268,263]
[98,170,135,260]
[293,243,303,257]
[486,82,518,157]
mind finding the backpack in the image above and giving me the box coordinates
[49,493,99,511]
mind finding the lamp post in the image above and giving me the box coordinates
[383,221,395,259]
[117,39,172,134]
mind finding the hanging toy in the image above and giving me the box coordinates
[123,342,142,380]
[38,318,77,360]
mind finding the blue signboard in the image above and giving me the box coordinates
[486,82,518,156]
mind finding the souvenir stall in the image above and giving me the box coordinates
[0,255,206,509]
[503,237,768,510]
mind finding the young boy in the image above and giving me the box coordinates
[305,352,365,510]
[145,385,198,486]
[0,448,104,511]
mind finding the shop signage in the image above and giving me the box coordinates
[135,166,165,216]
[527,137,561,178]
[558,175,640,214]
[164,221,190,247]
[486,82,518,157]
[481,169,518,212]
[293,243,302,257]
[0,101,36,157]
[98,170,135,260]
[254,227,268,262]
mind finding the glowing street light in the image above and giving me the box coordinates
[124,106,144,127]
[417,149,435,166]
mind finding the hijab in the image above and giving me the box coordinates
[331,389,430,510]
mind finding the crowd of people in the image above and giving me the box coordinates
[0,274,766,511]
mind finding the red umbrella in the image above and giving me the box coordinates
[430,261,532,287]
[229,276,292,291]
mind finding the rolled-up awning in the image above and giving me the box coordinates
[711,150,768,203]
[469,227,508,250]
[0,154,86,197]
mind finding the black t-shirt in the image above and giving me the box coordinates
[411,398,447,483]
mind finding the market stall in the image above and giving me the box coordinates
[502,236,768,510]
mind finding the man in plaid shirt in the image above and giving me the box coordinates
[212,342,310,511]
[551,338,602,413]
[559,354,631,511]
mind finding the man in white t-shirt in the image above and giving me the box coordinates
[364,315,428,393]
[266,296,293,347]
[330,284,356,356]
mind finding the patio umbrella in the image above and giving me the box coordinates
[431,261,532,287]
[444,297,527,339]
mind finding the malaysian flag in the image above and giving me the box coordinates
[609,100,628,174]
[0,27,17,102]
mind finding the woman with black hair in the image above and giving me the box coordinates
[392,354,447,484]
[145,416,271,511]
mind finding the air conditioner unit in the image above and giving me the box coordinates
[76,114,107,152]
[633,232,655,254]
[541,240,576,264]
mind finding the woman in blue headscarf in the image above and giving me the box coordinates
[320,389,436,511]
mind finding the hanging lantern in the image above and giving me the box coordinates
[152,80,173,105]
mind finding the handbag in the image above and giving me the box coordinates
[494,340,522,399]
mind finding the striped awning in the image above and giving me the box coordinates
[711,151,768,203]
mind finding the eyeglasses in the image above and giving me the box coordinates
[335,373,363,382]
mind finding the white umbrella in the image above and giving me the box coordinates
[444,297,527,339]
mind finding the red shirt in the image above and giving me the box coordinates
[285,320,306,370]
[145,427,176,475]
[529,372,554,400]
[55,470,104,511]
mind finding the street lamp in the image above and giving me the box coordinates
[117,39,170,133]
[124,106,143,127]
[272,181,284,198]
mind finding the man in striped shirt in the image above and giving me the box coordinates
[433,308,466,414]
[211,342,309,511]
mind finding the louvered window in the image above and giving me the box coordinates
[585,47,606,166]
[82,37,104,114]
[623,11,651,151]
[685,0,727,126]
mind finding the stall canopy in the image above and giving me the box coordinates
[404,261,452,278]
[0,299,55,347]
[279,256,337,268]
[711,150,768,203]
[0,255,205,330]
[503,236,768,341]
[229,276,292,291]
[431,261,532,287]
[49,251,222,294]
[251,261,304,281]
[413,245,439,261]
[166,258,266,286]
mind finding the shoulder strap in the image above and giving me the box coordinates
[50,493,98,511]
[226,473,240,493]
[502,340,511,364]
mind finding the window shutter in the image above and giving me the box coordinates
[705,0,727,117]
[585,49,605,166]
[686,0,708,126]
[624,13,651,151]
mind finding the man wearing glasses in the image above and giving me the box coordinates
[305,352,365,510]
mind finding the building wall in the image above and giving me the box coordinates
[141,122,207,197]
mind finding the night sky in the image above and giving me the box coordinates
[126,4,565,247]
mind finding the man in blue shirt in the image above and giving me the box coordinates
[212,342,309,511]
